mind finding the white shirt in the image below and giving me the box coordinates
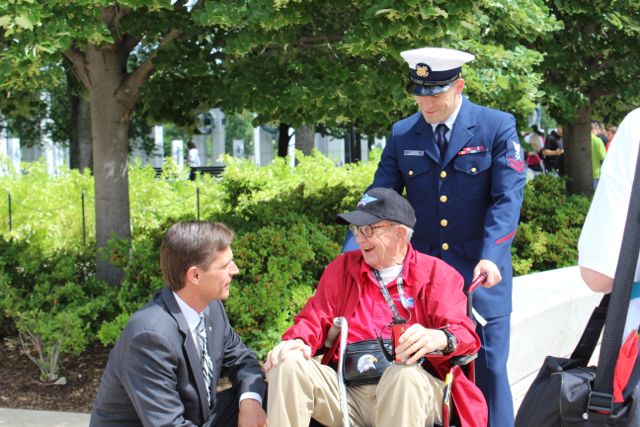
[377,264,403,286]
[173,292,262,406]
[187,148,201,167]
[578,108,640,340]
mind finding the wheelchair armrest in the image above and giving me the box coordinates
[449,353,477,367]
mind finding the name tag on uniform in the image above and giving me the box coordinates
[403,150,425,157]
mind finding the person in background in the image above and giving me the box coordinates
[344,46,526,426]
[591,124,607,189]
[592,120,609,148]
[187,141,201,181]
[541,126,564,175]
[90,221,267,427]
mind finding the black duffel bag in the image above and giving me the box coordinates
[515,355,640,426]
[517,137,640,427]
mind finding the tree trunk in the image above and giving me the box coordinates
[69,93,93,171]
[294,124,314,155]
[277,122,290,157]
[86,46,132,286]
[67,67,93,171]
[565,105,593,195]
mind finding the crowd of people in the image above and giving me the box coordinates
[87,46,638,427]
[523,120,616,189]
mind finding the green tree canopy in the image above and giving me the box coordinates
[536,1,640,193]
[142,0,556,135]
[0,0,556,284]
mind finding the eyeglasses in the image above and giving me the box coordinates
[348,223,394,238]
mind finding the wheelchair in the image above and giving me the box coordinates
[310,274,486,427]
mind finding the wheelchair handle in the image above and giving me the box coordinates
[466,273,487,324]
[468,273,488,295]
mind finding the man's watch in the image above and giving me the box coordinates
[442,329,458,354]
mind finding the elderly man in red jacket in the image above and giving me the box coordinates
[265,187,487,427]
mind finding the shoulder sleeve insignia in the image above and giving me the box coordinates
[506,140,524,172]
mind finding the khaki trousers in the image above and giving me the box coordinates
[266,352,444,427]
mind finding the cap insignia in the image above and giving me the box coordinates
[416,64,429,78]
[357,194,378,207]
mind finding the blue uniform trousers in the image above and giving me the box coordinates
[475,314,513,427]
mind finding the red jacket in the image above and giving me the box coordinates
[282,245,488,427]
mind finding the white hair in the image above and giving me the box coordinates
[398,224,414,242]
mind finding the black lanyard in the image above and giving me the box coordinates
[372,268,408,323]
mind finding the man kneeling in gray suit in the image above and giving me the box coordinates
[90,221,267,427]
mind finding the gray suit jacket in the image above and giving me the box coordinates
[90,288,265,427]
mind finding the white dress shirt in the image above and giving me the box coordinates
[173,292,262,406]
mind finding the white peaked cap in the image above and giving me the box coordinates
[400,47,475,70]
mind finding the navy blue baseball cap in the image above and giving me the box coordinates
[336,188,416,228]
[401,47,475,96]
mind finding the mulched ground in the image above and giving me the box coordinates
[0,338,111,413]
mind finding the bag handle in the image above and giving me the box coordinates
[570,293,609,365]
[588,139,640,423]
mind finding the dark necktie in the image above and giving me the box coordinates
[196,315,213,407]
[435,123,449,162]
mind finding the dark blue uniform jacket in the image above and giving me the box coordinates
[369,97,526,318]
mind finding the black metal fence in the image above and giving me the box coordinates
[4,186,208,245]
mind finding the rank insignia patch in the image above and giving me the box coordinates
[506,140,524,172]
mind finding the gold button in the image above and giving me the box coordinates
[440,170,447,179]
[442,243,449,251]
[408,170,414,176]
[471,167,477,173]
[440,219,448,227]
[440,195,448,203]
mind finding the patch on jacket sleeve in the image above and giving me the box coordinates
[506,140,524,172]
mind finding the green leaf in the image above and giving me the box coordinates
[0,15,11,28]
[15,14,33,30]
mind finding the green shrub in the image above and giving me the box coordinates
[0,238,114,382]
[219,150,377,226]
[0,158,223,254]
[512,174,591,275]
[97,227,168,345]
[0,151,592,361]
[226,218,341,357]
[0,160,94,253]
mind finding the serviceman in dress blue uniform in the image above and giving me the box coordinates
[344,47,526,426]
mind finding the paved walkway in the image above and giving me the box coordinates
[0,408,89,426]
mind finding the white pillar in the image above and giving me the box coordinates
[253,124,261,166]
[171,140,184,168]
[259,127,274,166]
[327,136,345,166]
[8,138,20,173]
[288,128,296,168]
[151,125,164,168]
[360,136,369,163]
[315,133,328,156]
[191,135,208,166]
[211,109,225,166]
[233,139,245,158]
